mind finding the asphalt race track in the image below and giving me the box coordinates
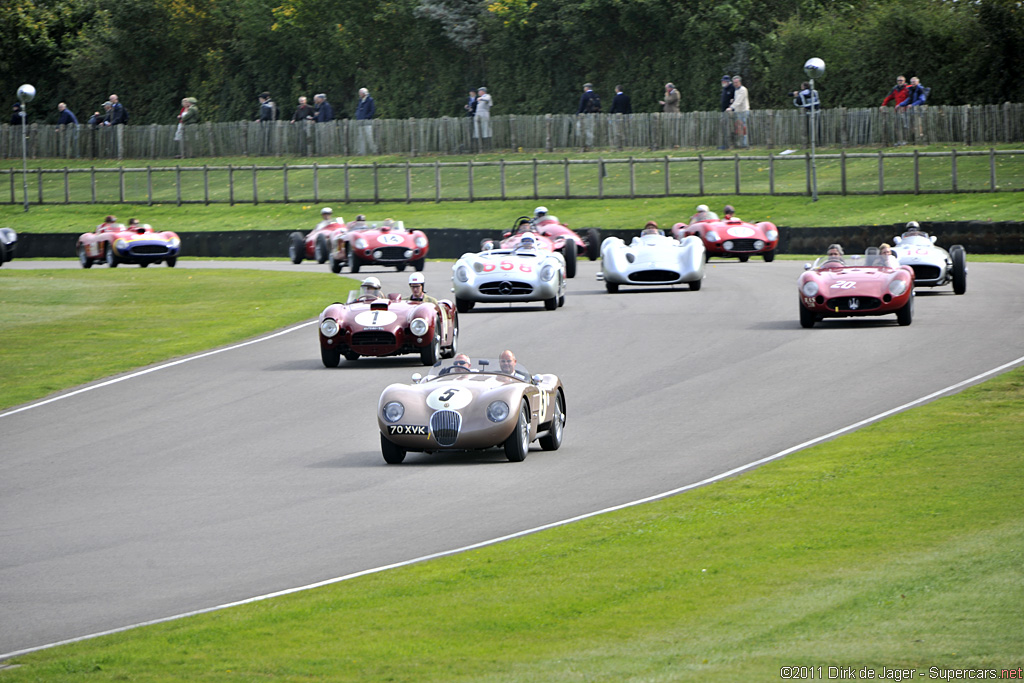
[2,257,1023,656]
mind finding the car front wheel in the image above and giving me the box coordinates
[585,229,601,260]
[321,345,341,368]
[951,246,967,295]
[689,278,702,291]
[896,295,914,326]
[504,401,530,462]
[421,333,441,366]
[799,302,816,328]
[315,235,329,264]
[381,433,407,464]
[77,244,92,269]
[562,243,577,278]
[105,246,118,268]
[288,232,304,264]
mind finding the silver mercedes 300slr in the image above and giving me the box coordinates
[376,356,566,464]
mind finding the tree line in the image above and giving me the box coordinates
[2,0,1021,126]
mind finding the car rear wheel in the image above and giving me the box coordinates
[539,391,565,452]
[562,243,577,278]
[442,319,458,359]
[896,295,914,326]
[321,345,341,368]
[585,228,601,260]
[77,243,92,269]
[504,401,530,462]
[688,277,702,291]
[951,246,967,295]
[421,333,441,366]
[381,433,407,464]
[558,294,565,307]
[288,232,304,264]
[329,249,344,273]
[605,281,619,294]
[105,246,118,268]
[763,249,775,262]
[314,235,329,264]
[799,302,816,328]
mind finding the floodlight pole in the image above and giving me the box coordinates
[810,76,818,202]
[17,84,36,212]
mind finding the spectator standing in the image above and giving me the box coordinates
[791,82,820,144]
[719,75,735,149]
[727,75,749,148]
[100,100,113,125]
[291,96,314,122]
[174,97,198,157]
[10,104,23,126]
[881,75,910,146]
[576,82,600,150]
[355,87,376,155]
[257,92,276,122]
[659,83,680,113]
[313,93,333,122]
[107,94,127,125]
[87,109,104,127]
[899,76,929,143]
[57,102,78,127]
[473,86,493,152]
[610,85,631,114]
[56,102,79,156]
[464,90,477,117]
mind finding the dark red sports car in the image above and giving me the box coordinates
[672,215,778,262]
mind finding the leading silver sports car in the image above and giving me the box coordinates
[377,357,566,463]
[451,236,567,312]
[892,223,966,294]
[599,229,706,293]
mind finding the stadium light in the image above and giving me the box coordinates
[803,59,824,202]
[17,84,36,212]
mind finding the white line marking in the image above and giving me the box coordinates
[0,321,317,419]
[3,354,1023,662]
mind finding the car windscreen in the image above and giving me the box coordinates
[424,357,530,381]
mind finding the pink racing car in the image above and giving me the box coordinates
[797,249,915,328]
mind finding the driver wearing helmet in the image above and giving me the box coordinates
[689,204,717,224]
[641,220,662,236]
[315,207,340,230]
[517,233,538,252]
[531,205,558,229]
[358,276,384,301]
[902,220,925,237]
[408,272,437,303]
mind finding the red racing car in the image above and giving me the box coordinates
[318,277,458,366]
[482,210,598,278]
[77,217,181,268]
[672,210,778,262]
[797,249,915,328]
[340,217,429,273]
[288,208,347,267]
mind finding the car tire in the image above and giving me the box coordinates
[381,433,407,465]
[503,401,530,462]
[538,390,565,452]
[442,318,458,359]
[350,252,362,274]
[421,334,441,366]
[315,235,329,264]
[396,263,407,272]
[558,294,565,307]
[896,295,914,326]
[763,249,775,262]
[412,257,425,272]
[544,295,558,311]
[738,254,749,263]
[166,257,177,268]
[585,229,601,261]
[689,277,702,291]
[456,297,472,314]
[288,232,304,264]
[329,253,343,273]
[343,351,360,361]
[562,243,577,278]
[951,246,967,295]
[605,281,619,294]
[105,246,118,268]
[139,262,149,268]
[799,302,816,328]
[321,345,341,368]
[77,243,92,269]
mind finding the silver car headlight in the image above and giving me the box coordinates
[373,250,383,260]
[383,401,405,423]
[706,231,720,242]
[754,240,765,250]
[415,236,427,248]
[723,240,734,250]
[486,400,509,423]
[801,280,819,297]
[355,238,368,249]
[114,238,128,251]
[766,229,778,241]
[888,279,908,296]
[168,237,181,248]
[410,317,429,337]
[456,265,469,282]
[320,318,340,337]
[540,264,555,281]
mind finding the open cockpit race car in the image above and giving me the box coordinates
[318,278,458,367]
[377,356,566,464]
[481,210,599,278]
[797,249,915,328]
[288,210,347,267]
[598,224,706,293]
[891,223,966,295]
[0,227,16,267]
[672,210,778,262]
[339,218,429,274]
[77,219,181,268]
[452,235,567,313]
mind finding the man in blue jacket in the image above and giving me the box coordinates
[355,87,376,155]
[576,83,600,150]
[313,93,333,122]
[897,77,929,143]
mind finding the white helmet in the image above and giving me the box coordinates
[520,234,536,248]
[360,276,382,297]
[534,206,548,217]
[408,272,425,285]
[696,204,709,212]
[906,221,920,229]
[321,206,333,216]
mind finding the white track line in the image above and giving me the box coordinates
[3,354,1022,662]
[0,321,317,419]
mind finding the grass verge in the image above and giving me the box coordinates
[4,368,1022,681]
[0,269,355,411]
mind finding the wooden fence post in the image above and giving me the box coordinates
[545,115,553,153]
[435,160,441,203]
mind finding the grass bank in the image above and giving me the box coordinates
[0,269,355,411]
[5,367,1022,681]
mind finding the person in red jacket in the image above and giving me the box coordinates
[880,75,911,145]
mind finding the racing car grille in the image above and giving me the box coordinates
[826,296,882,312]
[351,331,397,347]
[723,239,759,252]
[130,244,170,255]
[909,264,942,282]
[372,246,408,262]
[629,269,679,283]
[429,410,461,447]
[479,281,533,295]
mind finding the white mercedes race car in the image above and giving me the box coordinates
[452,240,567,313]
[892,224,966,295]
[598,230,706,293]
